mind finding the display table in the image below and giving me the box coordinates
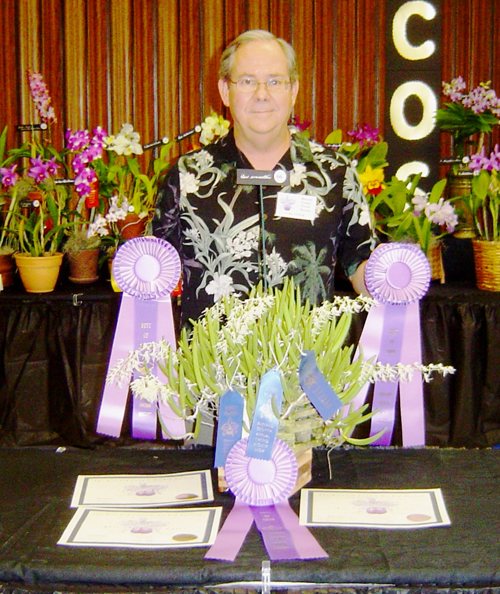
[1,275,500,448]
[0,445,499,594]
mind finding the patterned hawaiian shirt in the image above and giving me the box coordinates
[152,128,377,324]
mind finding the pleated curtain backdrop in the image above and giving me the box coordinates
[0,0,499,160]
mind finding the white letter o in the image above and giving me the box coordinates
[390,81,437,140]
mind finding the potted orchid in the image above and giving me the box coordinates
[466,144,500,290]
[65,123,159,239]
[0,71,80,291]
[326,123,388,199]
[75,114,230,267]
[436,77,500,237]
[436,77,500,160]
[326,123,457,280]
[66,112,231,242]
[370,174,457,254]
[0,126,74,291]
[106,278,454,461]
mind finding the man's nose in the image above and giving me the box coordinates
[253,82,271,98]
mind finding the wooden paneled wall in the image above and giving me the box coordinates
[0,0,499,159]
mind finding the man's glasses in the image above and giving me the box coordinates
[229,77,291,94]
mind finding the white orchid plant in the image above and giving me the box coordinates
[107,279,454,448]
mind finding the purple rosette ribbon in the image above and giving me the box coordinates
[205,437,327,562]
[350,242,431,446]
[97,237,186,440]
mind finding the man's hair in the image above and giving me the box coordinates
[218,29,298,83]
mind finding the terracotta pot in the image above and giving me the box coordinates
[14,252,63,293]
[67,249,100,284]
[116,213,148,240]
[0,253,16,288]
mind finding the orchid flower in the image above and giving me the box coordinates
[0,164,19,188]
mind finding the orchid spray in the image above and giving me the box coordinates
[370,174,458,255]
[107,278,454,447]
[468,144,500,241]
[436,77,500,158]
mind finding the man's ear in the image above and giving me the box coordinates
[291,80,299,105]
[218,78,230,107]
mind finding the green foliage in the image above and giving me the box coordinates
[471,169,500,241]
[156,278,377,448]
[11,184,75,256]
[436,101,499,156]
[370,174,448,254]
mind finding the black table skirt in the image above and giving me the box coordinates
[1,274,500,448]
[0,446,499,594]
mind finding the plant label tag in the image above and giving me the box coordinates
[214,388,244,468]
[275,192,317,221]
[246,369,283,460]
[299,350,343,420]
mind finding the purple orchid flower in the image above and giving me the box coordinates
[66,129,91,152]
[92,126,108,141]
[347,123,381,148]
[74,167,97,198]
[27,156,51,183]
[85,141,104,161]
[45,157,60,177]
[0,164,19,188]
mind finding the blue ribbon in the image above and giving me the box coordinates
[245,369,283,460]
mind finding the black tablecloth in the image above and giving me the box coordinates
[0,445,499,594]
[1,273,500,448]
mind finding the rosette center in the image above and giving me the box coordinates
[386,261,412,290]
[248,458,277,485]
[134,254,161,282]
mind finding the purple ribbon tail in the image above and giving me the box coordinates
[349,303,384,414]
[157,298,186,438]
[369,303,406,445]
[131,300,159,439]
[274,500,328,559]
[399,301,425,446]
[205,499,254,562]
[96,294,135,437]
[251,505,300,561]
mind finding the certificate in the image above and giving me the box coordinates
[58,506,222,548]
[299,488,451,529]
[70,469,213,508]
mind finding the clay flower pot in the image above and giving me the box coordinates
[0,252,16,288]
[116,213,148,240]
[67,248,100,284]
[14,252,63,293]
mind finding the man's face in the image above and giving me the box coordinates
[218,40,299,143]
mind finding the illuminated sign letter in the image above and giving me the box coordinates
[390,81,437,140]
[393,1,437,61]
[384,0,441,190]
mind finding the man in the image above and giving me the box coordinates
[153,30,376,324]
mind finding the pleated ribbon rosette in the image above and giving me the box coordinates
[206,437,327,562]
[97,237,186,439]
[351,242,431,446]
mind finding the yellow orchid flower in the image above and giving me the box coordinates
[359,165,386,196]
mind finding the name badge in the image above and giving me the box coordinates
[275,192,317,221]
[237,169,289,186]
